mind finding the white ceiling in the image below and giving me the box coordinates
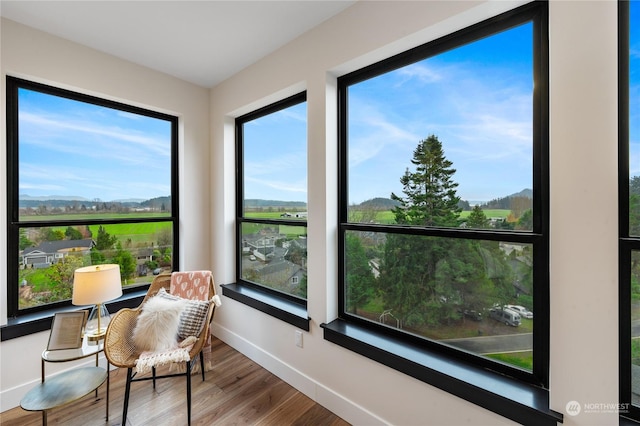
[0,1,356,88]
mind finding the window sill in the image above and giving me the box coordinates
[1,290,146,341]
[321,319,563,426]
[221,283,309,331]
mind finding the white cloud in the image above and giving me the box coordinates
[19,111,171,161]
[395,63,442,86]
[245,151,306,177]
[347,99,419,168]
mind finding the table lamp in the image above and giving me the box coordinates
[72,264,122,341]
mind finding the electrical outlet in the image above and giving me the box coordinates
[295,330,303,348]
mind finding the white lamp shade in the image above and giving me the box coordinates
[72,264,123,306]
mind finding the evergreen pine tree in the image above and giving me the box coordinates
[390,135,461,227]
[379,135,512,328]
[467,205,489,229]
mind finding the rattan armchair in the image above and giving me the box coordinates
[104,272,217,425]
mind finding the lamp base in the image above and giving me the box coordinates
[84,303,111,344]
[86,330,106,343]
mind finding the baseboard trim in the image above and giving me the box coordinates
[211,324,386,425]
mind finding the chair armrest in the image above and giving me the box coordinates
[104,308,141,368]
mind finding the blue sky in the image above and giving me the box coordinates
[18,89,172,202]
[630,1,640,178]
[243,103,308,203]
[347,22,533,204]
[19,5,640,205]
[246,7,640,205]
[245,20,535,205]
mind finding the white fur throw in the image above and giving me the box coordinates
[132,294,187,352]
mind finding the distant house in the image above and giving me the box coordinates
[242,232,280,260]
[136,247,155,276]
[282,236,307,251]
[258,260,306,291]
[22,239,94,268]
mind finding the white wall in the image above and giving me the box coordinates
[548,2,619,425]
[0,18,211,411]
[210,1,618,425]
[0,0,621,425]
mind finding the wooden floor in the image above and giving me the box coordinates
[1,337,350,426]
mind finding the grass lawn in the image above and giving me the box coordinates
[458,209,511,219]
[350,209,511,224]
[241,216,307,237]
[487,351,533,370]
[40,221,173,245]
[246,209,512,224]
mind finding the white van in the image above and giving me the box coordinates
[489,307,521,326]
[505,304,533,319]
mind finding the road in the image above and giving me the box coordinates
[443,318,640,355]
[443,332,532,354]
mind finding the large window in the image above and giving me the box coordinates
[228,93,308,329]
[620,0,640,422]
[333,0,548,394]
[6,77,178,318]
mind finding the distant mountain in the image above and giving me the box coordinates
[508,188,533,199]
[481,188,532,210]
[355,190,532,211]
[358,197,400,209]
[244,199,307,208]
[19,198,92,209]
[18,194,171,210]
[141,196,171,209]
[112,198,147,203]
[19,194,89,201]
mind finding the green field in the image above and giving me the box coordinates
[241,223,307,237]
[354,209,510,224]
[35,209,511,242]
[22,212,171,221]
[87,222,172,244]
[243,212,308,236]
[245,212,307,220]
[245,209,511,224]
[27,213,173,243]
[458,209,511,219]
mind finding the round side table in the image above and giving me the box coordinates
[20,338,109,425]
[20,366,107,425]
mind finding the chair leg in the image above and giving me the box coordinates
[186,361,192,425]
[122,368,133,425]
[152,366,157,389]
[200,351,205,381]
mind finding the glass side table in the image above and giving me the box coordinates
[21,337,109,425]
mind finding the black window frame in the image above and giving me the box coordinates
[619,1,638,423]
[322,2,558,424]
[222,92,310,331]
[3,76,179,338]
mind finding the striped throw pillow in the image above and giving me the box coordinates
[156,288,210,339]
